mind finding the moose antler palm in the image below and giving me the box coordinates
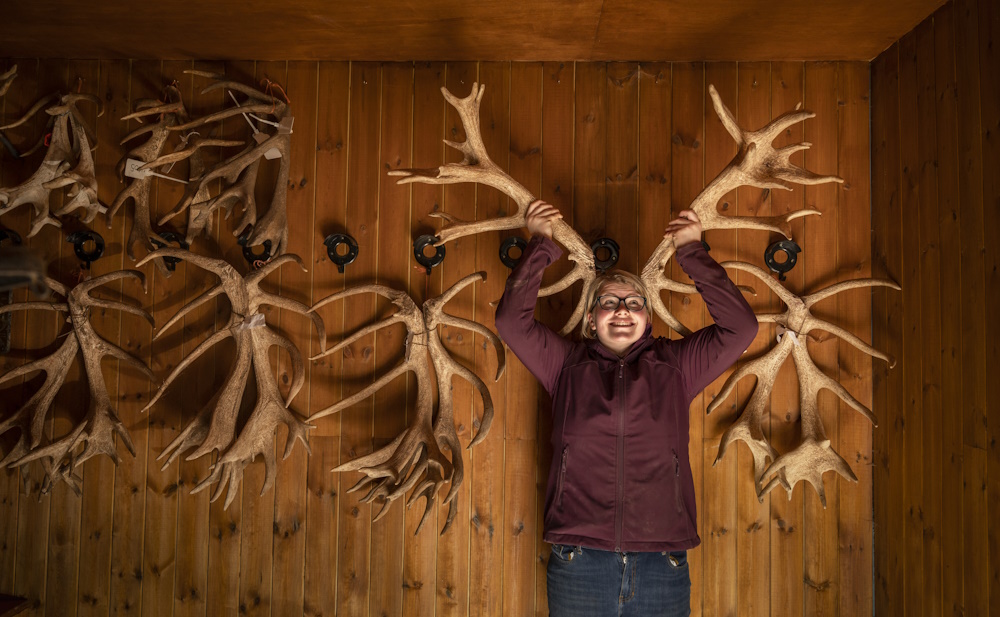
[308,272,505,534]
[0,271,156,494]
[708,261,899,505]
[137,248,325,508]
[150,73,294,258]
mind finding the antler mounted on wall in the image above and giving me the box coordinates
[0,271,156,494]
[308,272,505,534]
[151,72,294,258]
[137,248,325,508]
[709,261,900,505]
[0,70,105,237]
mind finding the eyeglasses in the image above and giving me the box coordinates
[594,295,647,312]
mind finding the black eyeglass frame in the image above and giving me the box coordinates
[593,294,647,312]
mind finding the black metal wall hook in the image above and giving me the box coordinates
[150,232,190,272]
[324,233,359,273]
[591,237,620,273]
[499,236,527,269]
[0,227,22,247]
[413,235,445,275]
[66,230,105,270]
[765,240,801,281]
[237,232,272,270]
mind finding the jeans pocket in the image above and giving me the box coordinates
[550,544,581,563]
[665,550,687,569]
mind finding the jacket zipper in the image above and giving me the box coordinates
[615,359,625,552]
[557,446,568,507]
[673,449,683,514]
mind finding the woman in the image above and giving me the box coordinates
[495,200,758,616]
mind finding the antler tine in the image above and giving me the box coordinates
[311,283,415,313]
[722,260,800,307]
[0,301,68,318]
[170,102,275,133]
[256,326,307,407]
[153,286,222,341]
[0,94,59,131]
[141,137,244,171]
[427,270,485,309]
[257,291,327,354]
[121,101,184,124]
[804,277,901,308]
[142,328,234,412]
[310,314,405,362]
[791,343,877,426]
[434,313,506,381]
[0,64,16,97]
[137,247,235,283]
[708,84,744,146]
[246,253,305,285]
[309,363,411,422]
[804,317,895,367]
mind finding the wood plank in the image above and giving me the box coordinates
[13,58,68,617]
[75,58,129,617]
[302,59,350,617]
[335,60,381,617]
[467,60,509,617]
[367,60,412,617]
[605,62,639,273]
[835,60,874,617]
[435,59,477,617]
[43,60,101,617]
[400,59,445,617]
[976,0,1000,611]
[870,43,904,617]
[768,60,806,617]
[895,33,923,617]
[668,61,707,616]
[699,61,737,617]
[931,7,965,617]
[801,60,840,617]
[269,59,319,617]
[203,57,257,617]
[963,445,989,617]
[535,60,576,615]
[735,61,771,617]
[573,62,607,247]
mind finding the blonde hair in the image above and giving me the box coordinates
[579,269,652,339]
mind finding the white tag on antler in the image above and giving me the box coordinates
[236,312,266,331]
[253,132,282,160]
[776,325,800,346]
[124,158,189,184]
[277,117,294,134]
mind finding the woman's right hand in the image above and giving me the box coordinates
[525,199,563,240]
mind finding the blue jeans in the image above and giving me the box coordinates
[547,544,691,617]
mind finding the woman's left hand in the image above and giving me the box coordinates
[664,210,703,248]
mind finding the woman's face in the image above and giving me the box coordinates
[587,281,649,357]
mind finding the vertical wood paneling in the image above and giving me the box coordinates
[700,61,736,617]
[802,61,840,617]
[0,59,883,617]
[401,59,444,617]
[468,60,509,617]
[368,60,411,617]
[336,60,381,617]
[436,60,477,617]
[931,7,964,617]
[836,61,873,617]
[270,59,319,617]
[503,60,542,617]
[302,59,350,617]
[768,60,805,617]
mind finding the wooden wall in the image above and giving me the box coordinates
[871,0,999,615]
[0,58,874,616]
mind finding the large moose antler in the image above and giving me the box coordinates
[150,74,294,257]
[709,261,899,505]
[0,271,156,494]
[137,248,325,508]
[0,87,104,237]
[108,85,188,275]
[308,272,505,534]
[640,84,843,334]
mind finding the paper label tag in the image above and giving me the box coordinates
[278,117,294,134]
[124,158,149,179]
[236,312,266,331]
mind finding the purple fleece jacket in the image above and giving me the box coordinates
[495,235,758,552]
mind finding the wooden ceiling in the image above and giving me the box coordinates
[3,0,946,61]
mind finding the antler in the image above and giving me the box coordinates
[308,272,504,535]
[46,94,107,225]
[143,74,293,257]
[0,65,16,98]
[108,87,187,276]
[712,261,899,504]
[390,83,598,335]
[0,272,155,494]
[138,248,325,508]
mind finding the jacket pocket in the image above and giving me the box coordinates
[556,446,568,508]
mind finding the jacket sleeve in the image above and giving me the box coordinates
[671,242,759,399]
[494,235,575,395]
